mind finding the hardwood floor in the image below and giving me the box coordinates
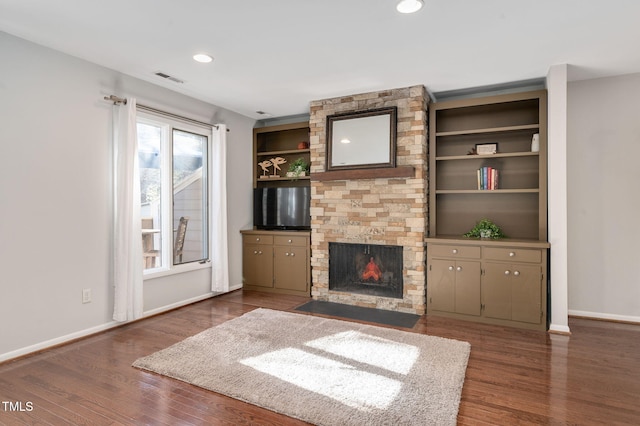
[1,290,639,425]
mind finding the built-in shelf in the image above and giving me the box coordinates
[436,151,539,161]
[435,124,540,137]
[257,148,310,157]
[257,176,311,182]
[425,235,550,249]
[429,90,548,241]
[253,122,310,188]
[435,189,540,195]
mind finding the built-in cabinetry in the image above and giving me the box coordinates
[241,230,311,296]
[428,245,481,316]
[426,90,549,330]
[429,90,547,239]
[426,239,548,330]
[244,121,312,296]
[253,122,310,188]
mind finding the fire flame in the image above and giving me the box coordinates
[362,257,382,281]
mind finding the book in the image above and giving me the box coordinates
[477,166,498,190]
[483,167,488,190]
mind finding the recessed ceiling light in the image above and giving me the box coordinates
[193,53,213,63]
[396,0,423,14]
[340,138,351,144]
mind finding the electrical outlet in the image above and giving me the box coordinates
[82,288,92,304]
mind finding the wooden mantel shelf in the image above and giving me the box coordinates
[311,166,415,181]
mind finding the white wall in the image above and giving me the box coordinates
[0,32,255,360]
[567,72,640,322]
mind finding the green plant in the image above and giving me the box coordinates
[463,218,506,239]
[287,157,309,178]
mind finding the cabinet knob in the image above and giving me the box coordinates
[509,252,515,257]
[256,237,260,242]
[448,266,454,271]
[504,270,510,275]
[258,250,263,255]
[452,249,458,254]
[253,250,258,255]
[285,252,289,256]
[288,239,292,243]
[290,252,295,257]
[514,270,520,276]
[456,266,462,272]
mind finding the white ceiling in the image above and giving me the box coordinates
[2,0,640,119]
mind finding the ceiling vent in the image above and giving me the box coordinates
[154,72,184,84]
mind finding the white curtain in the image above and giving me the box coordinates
[113,98,144,321]
[211,124,230,292]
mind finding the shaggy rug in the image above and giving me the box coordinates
[133,308,470,426]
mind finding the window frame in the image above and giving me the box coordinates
[137,111,212,279]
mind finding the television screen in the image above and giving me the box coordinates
[254,187,311,230]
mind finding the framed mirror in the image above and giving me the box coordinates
[326,107,397,171]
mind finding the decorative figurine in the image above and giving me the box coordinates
[258,160,272,179]
[270,157,287,177]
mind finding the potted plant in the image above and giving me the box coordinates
[286,157,309,179]
[463,218,506,239]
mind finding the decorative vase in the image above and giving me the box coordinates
[480,229,492,239]
[531,133,540,152]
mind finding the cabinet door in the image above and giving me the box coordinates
[274,246,308,292]
[511,264,542,324]
[428,259,455,312]
[243,244,273,288]
[482,262,512,320]
[455,261,481,316]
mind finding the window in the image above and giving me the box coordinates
[137,113,210,272]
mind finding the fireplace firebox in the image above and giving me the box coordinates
[329,242,403,299]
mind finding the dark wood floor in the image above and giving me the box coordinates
[1,290,639,425]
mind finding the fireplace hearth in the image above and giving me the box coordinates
[329,242,403,299]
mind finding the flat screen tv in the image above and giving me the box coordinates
[253,186,311,230]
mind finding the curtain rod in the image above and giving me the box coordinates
[103,95,229,131]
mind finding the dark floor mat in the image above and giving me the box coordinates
[295,300,420,328]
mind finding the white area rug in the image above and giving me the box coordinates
[133,308,470,426]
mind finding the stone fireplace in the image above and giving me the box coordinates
[309,86,429,314]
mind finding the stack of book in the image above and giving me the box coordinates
[477,166,498,190]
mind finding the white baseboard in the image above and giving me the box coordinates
[0,290,238,364]
[0,321,122,363]
[548,323,571,334]
[569,309,640,324]
[229,283,243,291]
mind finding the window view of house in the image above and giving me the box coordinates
[137,116,209,271]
